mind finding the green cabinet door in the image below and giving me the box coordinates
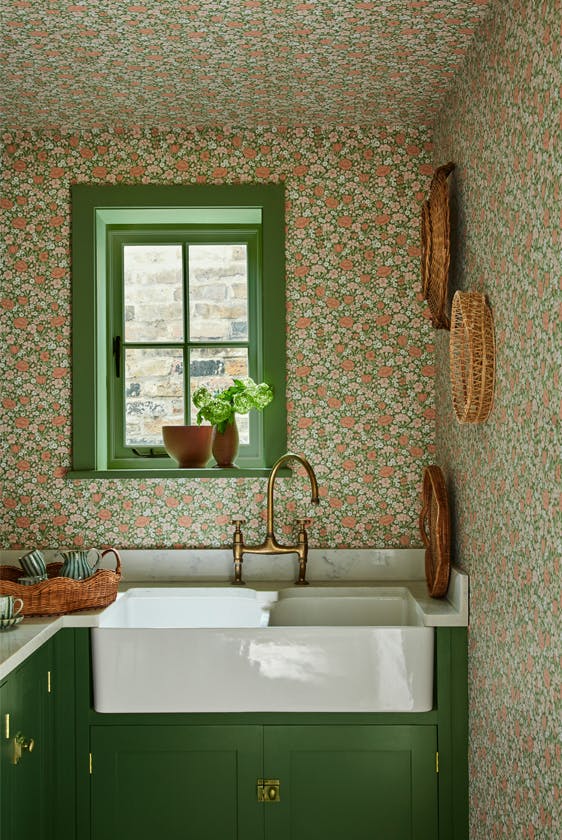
[90,725,263,840]
[0,641,54,840]
[264,725,438,840]
[0,677,6,838]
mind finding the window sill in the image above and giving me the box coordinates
[66,467,291,480]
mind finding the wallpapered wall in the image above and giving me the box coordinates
[432,0,561,837]
[1,126,435,550]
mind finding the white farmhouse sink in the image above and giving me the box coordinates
[92,587,434,714]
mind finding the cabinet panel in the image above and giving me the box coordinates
[264,725,438,840]
[0,642,53,840]
[91,725,263,840]
[0,678,7,839]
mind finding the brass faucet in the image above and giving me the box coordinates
[231,452,320,586]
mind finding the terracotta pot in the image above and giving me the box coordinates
[212,419,239,468]
[162,425,213,468]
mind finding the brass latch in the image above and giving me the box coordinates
[11,732,35,766]
[257,779,281,802]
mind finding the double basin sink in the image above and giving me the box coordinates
[92,587,434,714]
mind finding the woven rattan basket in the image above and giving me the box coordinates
[422,162,455,329]
[420,199,431,297]
[0,549,121,616]
[419,466,451,598]
[450,291,495,423]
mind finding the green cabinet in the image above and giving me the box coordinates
[90,725,263,840]
[88,723,437,840]
[0,640,54,840]
[264,725,438,840]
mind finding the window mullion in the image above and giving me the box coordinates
[183,241,190,424]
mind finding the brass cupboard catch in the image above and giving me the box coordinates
[257,779,281,802]
[11,732,35,766]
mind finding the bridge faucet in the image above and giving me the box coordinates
[231,452,320,586]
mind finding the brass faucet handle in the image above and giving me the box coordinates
[296,518,312,530]
[231,516,246,530]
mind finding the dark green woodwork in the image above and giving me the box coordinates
[71,183,287,476]
[264,725,438,840]
[91,725,263,840]
[435,628,469,840]
[0,641,54,840]
[52,631,79,840]
[66,466,290,479]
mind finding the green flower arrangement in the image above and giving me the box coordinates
[193,377,273,434]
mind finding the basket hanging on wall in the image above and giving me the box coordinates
[449,290,495,423]
[421,161,455,330]
[419,465,451,598]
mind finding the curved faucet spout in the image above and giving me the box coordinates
[266,452,320,538]
[230,451,320,585]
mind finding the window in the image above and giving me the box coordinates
[70,184,286,476]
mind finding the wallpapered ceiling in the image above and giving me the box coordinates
[432,0,561,837]
[1,125,435,549]
[0,0,493,129]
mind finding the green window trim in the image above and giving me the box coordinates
[70,183,287,478]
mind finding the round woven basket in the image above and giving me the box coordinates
[449,291,495,423]
[420,199,431,297]
[419,465,451,598]
[422,162,455,329]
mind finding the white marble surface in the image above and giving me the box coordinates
[1,547,427,582]
[0,549,469,682]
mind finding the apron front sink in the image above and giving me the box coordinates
[92,587,434,714]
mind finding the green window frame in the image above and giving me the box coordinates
[70,184,286,478]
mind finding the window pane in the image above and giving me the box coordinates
[188,244,248,341]
[124,245,184,342]
[189,347,250,444]
[125,348,184,445]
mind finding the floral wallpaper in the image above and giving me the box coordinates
[432,0,561,837]
[0,125,435,550]
[0,0,493,130]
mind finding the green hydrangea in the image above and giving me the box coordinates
[192,386,212,409]
[252,382,274,409]
[194,377,273,433]
[232,392,255,414]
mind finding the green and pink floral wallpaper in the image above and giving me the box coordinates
[432,0,561,836]
[1,126,435,549]
[1,0,492,130]
[1,1,560,836]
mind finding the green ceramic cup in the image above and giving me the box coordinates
[17,548,47,578]
[0,596,24,619]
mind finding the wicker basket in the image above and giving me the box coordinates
[450,291,495,423]
[422,162,455,329]
[420,199,432,297]
[419,466,451,598]
[0,549,121,616]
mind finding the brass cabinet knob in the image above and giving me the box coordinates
[22,736,35,753]
[12,732,35,765]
